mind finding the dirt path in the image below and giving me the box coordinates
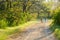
[7,20,56,40]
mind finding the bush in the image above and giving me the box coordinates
[0,8,37,28]
[0,19,8,29]
[0,10,36,28]
[55,29,60,40]
[53,7,60,25]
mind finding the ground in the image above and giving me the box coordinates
[7,20,56,40]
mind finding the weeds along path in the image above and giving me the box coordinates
[7,20,56,40]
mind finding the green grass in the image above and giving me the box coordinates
[50,24,60,40]
[0,21,37,40]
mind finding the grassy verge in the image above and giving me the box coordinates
[50,24,60,40]
[0,21,37,40]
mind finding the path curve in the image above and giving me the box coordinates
[7,20,56,40]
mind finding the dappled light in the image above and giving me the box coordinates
[0,0,60,40]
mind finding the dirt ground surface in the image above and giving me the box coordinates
[7,20,56,40]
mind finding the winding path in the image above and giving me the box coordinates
[7,20,56,40]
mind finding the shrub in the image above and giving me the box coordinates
[53,7,60,25]
[0,8,37,28]
[55,29,60,40]
[0,19,8,29]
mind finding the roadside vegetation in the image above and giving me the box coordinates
[50,7,60,40]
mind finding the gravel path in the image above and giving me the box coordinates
[7,20,56,40]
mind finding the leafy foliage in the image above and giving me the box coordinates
[53,7,60,25]
[0,19,8,29]
[0,0,38,28]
